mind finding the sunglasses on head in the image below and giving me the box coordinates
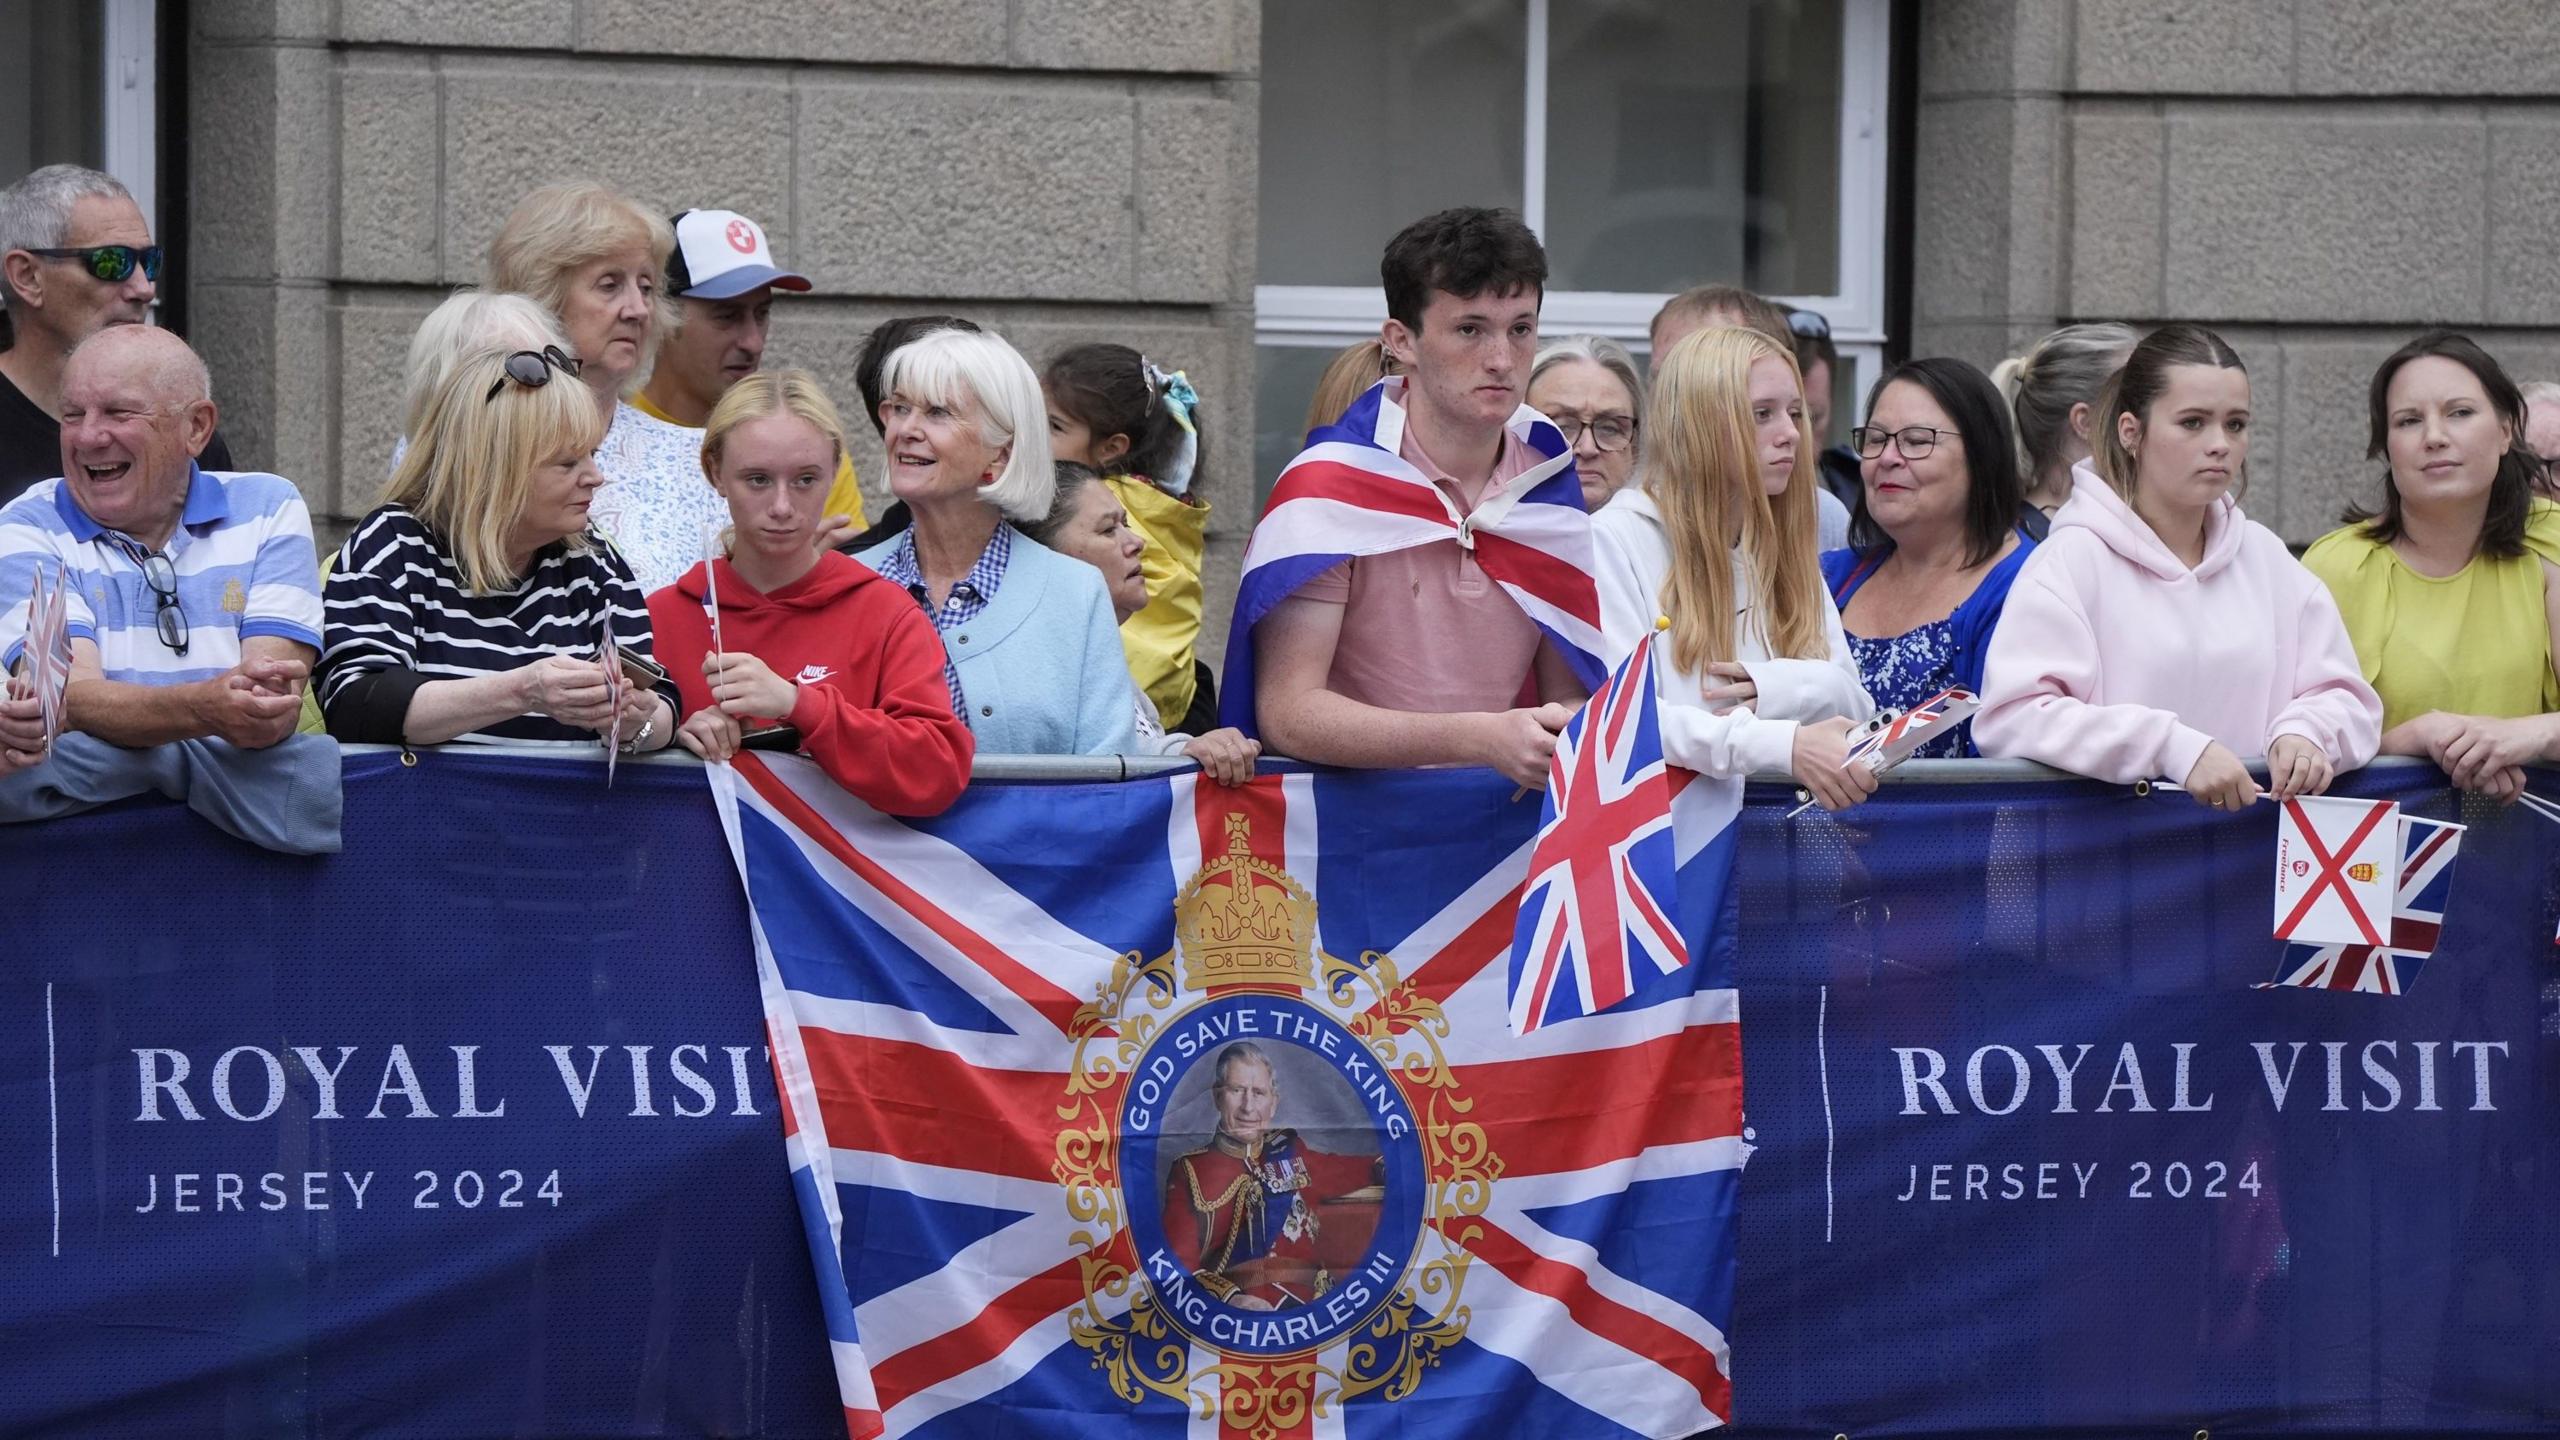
[30,244,164,284]
[1786,308,1832,342]
[483,346,584,403]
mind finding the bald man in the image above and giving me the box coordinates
[2522,380,2560,497]
[0,325,319,769]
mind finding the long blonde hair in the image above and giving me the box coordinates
[383,346,606,592]
[1645,326,1829,674]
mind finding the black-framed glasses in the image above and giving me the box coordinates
[1555,414,1638,453]
[1851,424,1957,460]
[483,345,583,403]
[103,534,187,655]
[29,244,163,284]
[1787,308,1831,341]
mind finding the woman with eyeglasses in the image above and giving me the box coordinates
[1974,324,2380,809]
[487,180,708,594]
[1821,358,2039,758]
[1527,335,1644,512]
[2302,331,2560,803]
[1591,325,1876,810]
[318,345,677,750]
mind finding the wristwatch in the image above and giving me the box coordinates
[620,708,657,755]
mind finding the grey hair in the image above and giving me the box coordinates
[1021,461,1106,549]
[1531,334,1646,431]
[0,165,138,315]
[1214,1042,1276,1089]
[403,290,571,441]
[880,327,1056,523]
[1991,323,2139,486]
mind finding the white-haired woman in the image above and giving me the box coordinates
[488,179,707,594]
[855,327,1139,755]
[1527,334,1644,512]
[319,344,676,749]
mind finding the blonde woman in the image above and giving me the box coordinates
[488,180,705,593]
[1991,323,2138,521]
[647,371,972,814]
[1591,325,1876,808]
[318,345,676,749]
[1299,339,1399,435]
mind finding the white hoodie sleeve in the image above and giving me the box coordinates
[1973,557,2216,785]
[2265,578,2384,769]
[1658,699,1802,780]
[1740,588,1876,726]
[1590,513,1662,669]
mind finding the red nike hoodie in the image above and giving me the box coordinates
[650,552,973,815]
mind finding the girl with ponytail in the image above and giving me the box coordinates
[1042,342,1216,732]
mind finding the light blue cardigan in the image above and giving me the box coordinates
[857,527,1140,757]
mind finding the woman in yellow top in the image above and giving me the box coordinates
[2303,331,2560,802]
[1042,343,1215,732]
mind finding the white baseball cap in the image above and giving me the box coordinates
[665,209,811,300]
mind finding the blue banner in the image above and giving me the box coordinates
[5,754,2557,1437]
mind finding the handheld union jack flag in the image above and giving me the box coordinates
[2261,812,2464,995]
[1508,630,1689,1035]
[1845,686,1980,772]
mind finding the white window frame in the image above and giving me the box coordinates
[101,0,157,234]
[1255,0,1894,402]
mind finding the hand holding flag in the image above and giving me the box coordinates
[1786,686,1980,818]
[597,618,627,787]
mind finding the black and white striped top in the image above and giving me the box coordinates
[318,504,669,745]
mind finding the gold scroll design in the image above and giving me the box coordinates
[1053,811,1500,1438]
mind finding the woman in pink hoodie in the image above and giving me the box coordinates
[1974,324,2382,809]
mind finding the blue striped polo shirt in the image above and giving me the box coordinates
[0,464,323,685]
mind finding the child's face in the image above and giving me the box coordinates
[1045,399,1099,468]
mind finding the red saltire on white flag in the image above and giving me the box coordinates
[2273,795,2397,947]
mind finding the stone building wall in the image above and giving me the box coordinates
[187,0,1259,649]
[1913,0,2560,540]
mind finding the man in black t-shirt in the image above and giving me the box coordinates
[0,165,233,503]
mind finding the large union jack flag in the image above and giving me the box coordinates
[1218,376,1607,736]
[1508,631,1717,1034]
[2263,812,2464,996]
[710,754,1741,1438]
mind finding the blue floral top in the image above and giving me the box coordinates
[1845,619,1971,758]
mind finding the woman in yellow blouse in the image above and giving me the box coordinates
[2304,332,2560,801]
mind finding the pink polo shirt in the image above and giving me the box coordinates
[1293,418,1545,714]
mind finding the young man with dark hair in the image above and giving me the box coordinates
[1226,207,1602,788]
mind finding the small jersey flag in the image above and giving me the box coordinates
[2273,795,2399,947]
[2264,811,2464,995]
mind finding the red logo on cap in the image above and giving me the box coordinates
[725,219,758,254]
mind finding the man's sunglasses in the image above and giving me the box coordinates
[29,245,164,284]
[103,534,187,655]
[483,346,584,403]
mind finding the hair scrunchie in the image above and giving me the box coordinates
[1142,358,1201,498]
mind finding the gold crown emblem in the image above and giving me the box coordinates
[1175,813,1317,992]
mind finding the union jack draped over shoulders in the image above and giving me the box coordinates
[2262,812,2464,996]
[711,753,1741,1438]
[1218,376,1607,736]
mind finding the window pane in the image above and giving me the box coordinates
[0,3,104,180]
[1543,0,1842,296]
[1258,0,1527,288]
[1253,344,1355,501]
